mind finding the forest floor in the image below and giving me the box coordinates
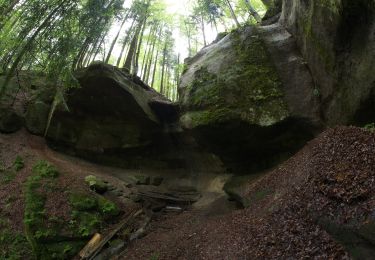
[121,127,375,259]
[1,127,375,259]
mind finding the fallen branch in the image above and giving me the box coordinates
[79,209,143,260]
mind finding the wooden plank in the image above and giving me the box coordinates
[79,233,102,258]
[78,208,142,260]
[88,209,143,260]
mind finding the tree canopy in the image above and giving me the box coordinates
[0,0,266,101]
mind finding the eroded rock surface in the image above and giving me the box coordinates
[179,26,319,173]
[281,0,375,125]
[46,63,178,159]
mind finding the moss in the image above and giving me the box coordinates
[69,192,119,237]
[298,11,336,74]
[23,160,120,259]
[69,193,98,211]
[316,0,341,14]
[0,218,32,259]
[24,161,57,258]
[183,28,288,128]
[32,160,59,178]
[84,175,108,194]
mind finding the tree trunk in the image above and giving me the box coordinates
[116,18,136,67]
[0,0,20,27]
[159,40,167,94]
[123,19,143,73]
[133,18,147,75]
[225,0,241,27]
[143,27,159,82]
[244,0,261,23]
[140,25,156,78]
[1,0,70,97]
[201,16,207,46]
[90,33,107,64]
[105,10,130,64]
[150,47,159,87]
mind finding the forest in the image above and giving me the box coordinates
[0,0,265,101]
[1,0,375,259]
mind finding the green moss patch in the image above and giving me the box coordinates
[183,28,288,128]
[23,160,120,259]
[0,218,32,259]
[0,156,25,184]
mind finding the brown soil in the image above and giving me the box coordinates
[2,126,375,259]
[0,129,136,240]
[120,127,375,259]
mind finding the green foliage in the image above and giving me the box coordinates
[24,163,52,258]
[363,123,375,131]
[150,252,160,260]
[0,155,25,183]
[23,160,120,259]
[32,160,59,178]
[69,192,119,237]
[98,197,120,216]
[0,218,32,260]
[70,193,98,211]
[13,155,24,171]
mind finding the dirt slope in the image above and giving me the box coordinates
[121,127,375,259]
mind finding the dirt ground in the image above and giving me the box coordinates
[1,127,375,259]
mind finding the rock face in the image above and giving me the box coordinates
[261,0,282,20]
[0,107,23,133]
[46,63,177,161]
[280,0,375,125]
[179,26,320,173]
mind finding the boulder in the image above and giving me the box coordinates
[46,63,177,160]
[84,175,108,194]
[179,26,319,173]
[0,106,23,133]
[280,0,375,125]
[25,101,50,135]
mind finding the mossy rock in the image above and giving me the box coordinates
[85,175,108,194]
[179,27,289,129]
[0,107,23,133]
[25,101,50,135]
[178,26,318,173]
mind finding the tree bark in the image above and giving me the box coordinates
[225,0,241,27]
[116,18,136,67]
[244,0,261,23]
[1,0,70,97]
[159,40,168,94]
[105,9,130,64]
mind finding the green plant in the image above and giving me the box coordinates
[0,161,5,172]
[13,156,24,171]
[99,199,119,216]
[0,216,32,259]
[32,160,59,178]
[150,253,160,260]
[364,123,375,131]
[2,170,16,184]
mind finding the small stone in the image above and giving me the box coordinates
[151,176,164,186]
[135,175,150,185]
[84,175,108,194]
